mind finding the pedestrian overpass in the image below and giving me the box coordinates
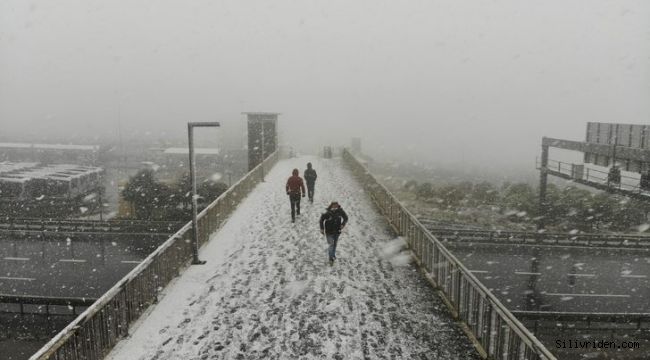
[30,150,555,360]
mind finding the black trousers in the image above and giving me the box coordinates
[306,182,315,202]
[289,193,301,221]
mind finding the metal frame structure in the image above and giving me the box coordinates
[536,158,648,194]
[538,136,650,229]
[343,149,556,360]
[30,150,279,360]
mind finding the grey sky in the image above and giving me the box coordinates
[1,0,649,168]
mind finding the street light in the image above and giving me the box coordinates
[188,121,220,265]
[260,123,266,182]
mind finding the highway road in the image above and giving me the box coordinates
[0,233,165,299]
[445,242,650,313]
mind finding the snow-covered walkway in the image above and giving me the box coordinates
[107,156,480,360]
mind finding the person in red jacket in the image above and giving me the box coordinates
[286,168,306,223]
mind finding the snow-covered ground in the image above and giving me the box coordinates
[107,156,480,360]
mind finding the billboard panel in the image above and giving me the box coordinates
[587,122,648,148]
[584,122,649,173]
[630,125,645,148]
[586,122,599,143]
[597,123,612,145]
[618,125,632,147]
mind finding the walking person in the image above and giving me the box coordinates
[286,169,306,223]
[319,201,348,266]
[303,162,317,203]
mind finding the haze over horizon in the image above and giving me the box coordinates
[1,1,649,169]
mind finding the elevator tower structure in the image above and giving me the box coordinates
[243,112,280,171]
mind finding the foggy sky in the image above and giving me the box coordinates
[1,1,649,169]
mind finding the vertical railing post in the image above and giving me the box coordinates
[538,141,550,230]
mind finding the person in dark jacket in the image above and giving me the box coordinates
[319,201,348,265]
[286,168,306,223]
[303,162,317,203]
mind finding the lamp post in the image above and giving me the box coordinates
[260,123,266,181]
[226,161,233,187]
[98,190,103,221]
[537,143,549,230]
[188,122,220,265]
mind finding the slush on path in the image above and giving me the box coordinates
[107,156,480,360]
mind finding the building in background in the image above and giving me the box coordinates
[0,162,104,217]
[0,142,99,165]
[0,162,103,200]
[243,112,279,170]
[143,147,222,181]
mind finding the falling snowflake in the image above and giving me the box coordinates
[637,224,650,233]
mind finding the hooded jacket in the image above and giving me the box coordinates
[286,169,306,196]
[304,164,317,186]
[319,207,348,234]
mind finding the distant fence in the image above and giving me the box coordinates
[429,228,650,248]
[342,149,556,360]
[537,158,645,194]
[0,219,184,234]
[0,230,169,243]
[0,294,97,316]
[512,310,650,333]
[30,150,279,360]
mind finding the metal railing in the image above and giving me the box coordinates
[428,228,650,248]
[512,310,650,332]
[0,229,171,240]
[30,150,279,360]
[535,158,647,195]
[0,294,97,316]
[0,219,184,233]
[343,149,556,360]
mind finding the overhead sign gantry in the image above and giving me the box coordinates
[538,122,650,228]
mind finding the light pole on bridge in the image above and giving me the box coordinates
[188,122,220,265]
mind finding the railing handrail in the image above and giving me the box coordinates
[430,227,650,239]
[1,218,186,226]
[0,229,172,237]
[512,310,650,321]
[0,218,184,235]
[29,219,194,359]
[386,183,548,354]
[513,310,650,331]
[30,150,279,360]
[343,149,556,360]
[542,158,646,193]
[0,294,98,307]
[428,227,650,243]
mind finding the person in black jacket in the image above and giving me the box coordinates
[304,162,317,203]
[319,201,348,265]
